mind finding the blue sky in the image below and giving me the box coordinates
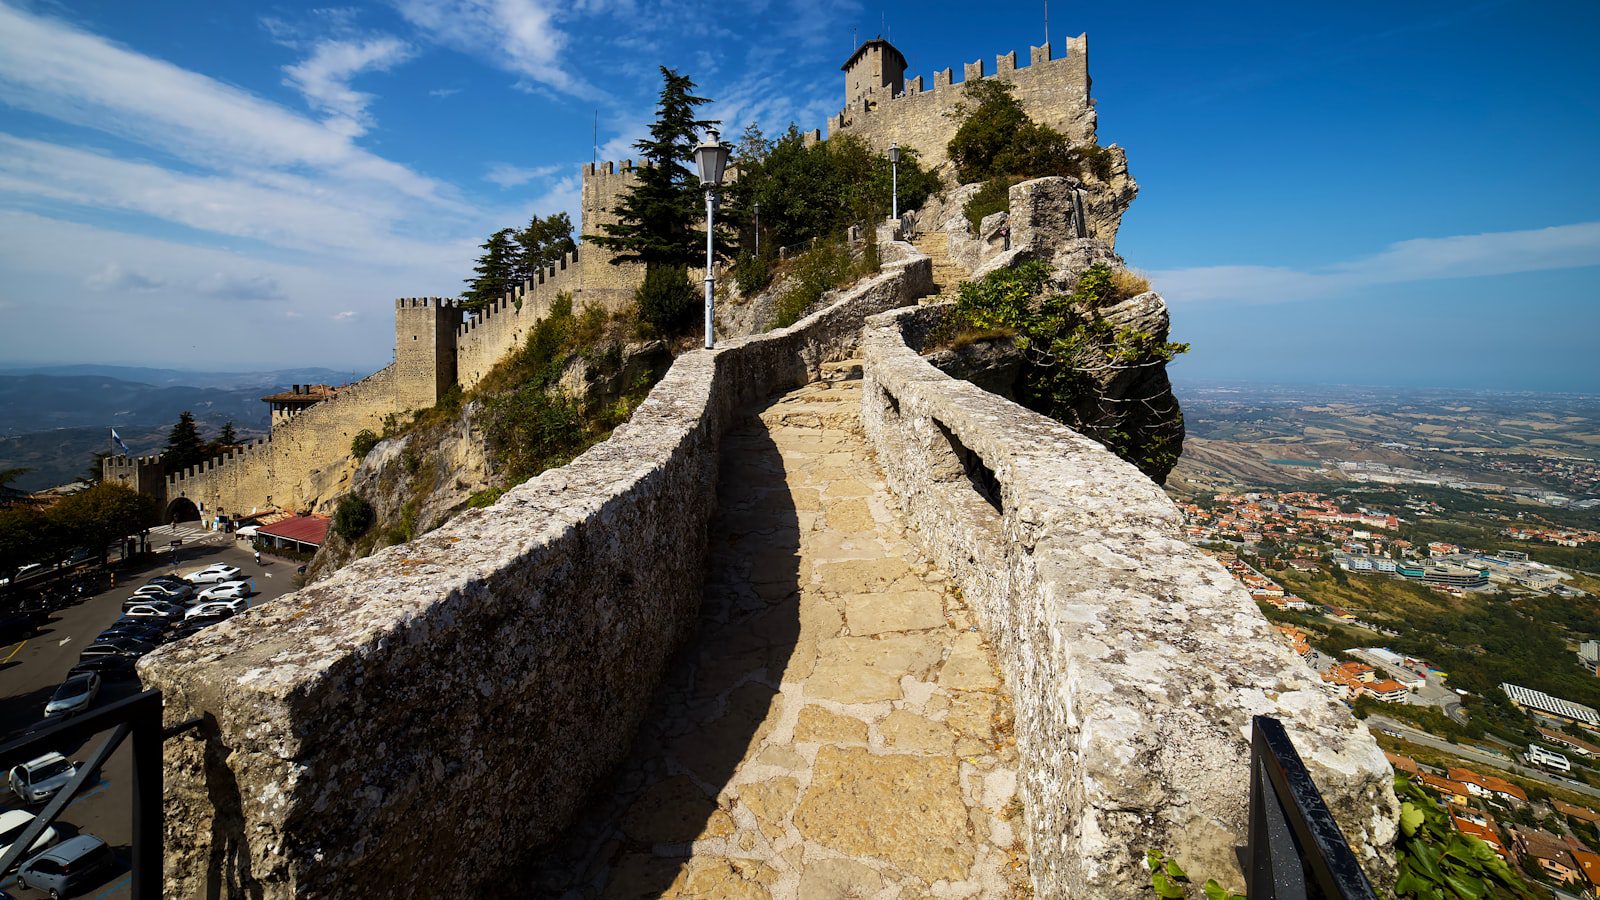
[0,0,1595,391]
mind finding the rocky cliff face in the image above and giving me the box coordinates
[922,176,1185,483]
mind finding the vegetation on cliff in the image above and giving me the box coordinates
[940,260,1187,482]
[947,79,1113,228]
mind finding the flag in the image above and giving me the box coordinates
[111,428,131,455]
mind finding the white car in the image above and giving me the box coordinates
[0,809,59,870]
[195,579,255,602]
[8,753,77,804]
[44,671,101,718]
[186,598,251,620]
[124,602,184,621]
[185,564,242,585]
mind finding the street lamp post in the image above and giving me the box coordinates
[694,130,731,350]
[753,202,761,260]
[889,141,901,221]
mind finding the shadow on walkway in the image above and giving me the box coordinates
[505,394,801,897]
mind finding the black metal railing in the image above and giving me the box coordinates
[1247,714,1378,899]
[0,689,197,898]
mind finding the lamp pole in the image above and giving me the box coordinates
[889,141,901,221]
[694,130,732,350]
[753,202,761,260]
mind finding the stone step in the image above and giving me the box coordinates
[820,359,863,382]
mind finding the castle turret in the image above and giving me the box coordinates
[842,37,907,109]
[393,297,463,411]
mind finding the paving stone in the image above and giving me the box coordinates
[621,776,720,844]
[793,746,973,883]
[878,708,956,754]
[939,631,1001,691]
[738,776,799,840]
[797,857,884,900]
[792,706,869,745]
[843,590,946,635]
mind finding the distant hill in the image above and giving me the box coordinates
[0,364,364,391]
[0,365,363,491]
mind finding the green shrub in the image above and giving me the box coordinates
[482,385,585,485]
[947,79,1113,188]
[949,261,1188,478]
[332,494,375,541]
[964,176,1022,231]
[636,265,698,335]
[350,429,379,459]
[734,251,773,295]
[1395,774,1535,898]
[769,234,881,330]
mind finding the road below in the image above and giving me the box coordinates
[1368,715,1600,801]
[1,534,302,898]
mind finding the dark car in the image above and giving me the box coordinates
[97,622,166,642]
[78,638,155,662]
[14,834,115,897]
[145,575,186,587]
[167,616,227,641]
[69,656,136,679]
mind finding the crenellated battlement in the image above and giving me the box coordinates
[828,35,1096,168]
[395,297,461,309]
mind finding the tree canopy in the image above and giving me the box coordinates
[463,228,520,311]
[588,67,721,270]
[164,411,208,472]
[946,79,1110,185]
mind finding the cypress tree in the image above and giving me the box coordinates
[589,67,720,269]
[165,411,207,471]
[463,229,519,311]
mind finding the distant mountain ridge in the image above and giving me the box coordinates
[0,364,366,491]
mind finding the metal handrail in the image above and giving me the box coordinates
[0,689,177,898]
[1247,714,1378,899]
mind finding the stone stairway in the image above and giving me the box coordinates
[518,366,1029,898]
[912,231,968,304]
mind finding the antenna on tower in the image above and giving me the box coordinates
[1044,0,1050,48]
[592,110,598,167]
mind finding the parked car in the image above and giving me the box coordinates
[130,582,194,602]
[13,834,115,896]
[185,564,242,585]
[0,809,58,871]
[122,603,185,622]
[8,753,77,805]
[186,598,251,621]
[69,655,136,679]
[145,575,187,587]
[0,610,45,642]
[96,621,166,642]
[43,671,101,719]
[166,617,224,642]
[79,638,155,662]
[195,579,254,602]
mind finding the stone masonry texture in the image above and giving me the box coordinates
[860,302,1398,895]
[137,247,934,898]
[515,370,1030,898]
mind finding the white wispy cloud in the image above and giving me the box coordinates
[198,272,286,301]
[484,162,561,188]
[1150,222,1600,304]
[85,263,165,293]
[283,36,414,138]
[395,0,603,101]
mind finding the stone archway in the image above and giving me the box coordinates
[166,497,201,524]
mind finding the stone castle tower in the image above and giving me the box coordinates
[843,38,908,109]
[393,297,463,412]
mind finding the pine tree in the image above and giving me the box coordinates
[164,411,207,472]
[463,229,519,311]
[218,422,239,445]
[513,212,577,287]
[589,67,721,270]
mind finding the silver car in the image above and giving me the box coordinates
[44,671,100,718]
[8,753,77,804]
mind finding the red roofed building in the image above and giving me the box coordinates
[258,515,331,554]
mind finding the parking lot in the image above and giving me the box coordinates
[1,535,302,897]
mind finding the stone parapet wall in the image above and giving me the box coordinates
[137,248,933,898]
[829,36,1095,168]
[859,303,1397,896]
[165,364,399,516]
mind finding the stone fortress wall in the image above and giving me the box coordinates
[108,160,648,513]
[860,301,1396,894]
[139,243,937,898]
[830,36,1095,167]
[455,160,648,391]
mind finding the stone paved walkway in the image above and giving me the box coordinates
[523,365,1030,898]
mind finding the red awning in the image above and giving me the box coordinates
[258,515,331,547]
